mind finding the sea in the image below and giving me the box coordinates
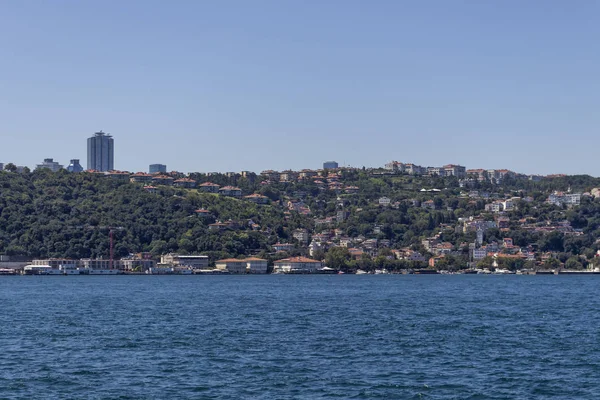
[1,275,599,399]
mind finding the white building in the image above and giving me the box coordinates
[245,257,268,274]
[215,259,248,274]
[292,229,309,244]
[502,200,514,211]
[485,202,503,213]
[548,192,581,206]
[160,254,209,269]
[379,197,391,207]
[472,248,488,260]
[273,243,295,252]
[443,164,467,178]
[273,257,322,273]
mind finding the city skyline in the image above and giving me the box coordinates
[1,147,595,179]
[1,2,600,175]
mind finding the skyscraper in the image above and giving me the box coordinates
[87,131,114,171]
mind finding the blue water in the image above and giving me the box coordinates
[1,275,599,399]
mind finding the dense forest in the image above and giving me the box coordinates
[0,170,310,262]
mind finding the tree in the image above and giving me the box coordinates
[565,257,583,270]
[543,257,561,270]
[476,256,494,269]
[312,249,326,261]
[4,163,17,172]
[324,247,352,270]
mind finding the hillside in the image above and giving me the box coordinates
[1,168,600,270]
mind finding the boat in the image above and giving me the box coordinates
[317,267,336,274]
[374,269,390,274]
[355,269,368,275]
[0,268,17,275]
[173,267,193,275]
[146,266,174,275]
[413,269,439,274]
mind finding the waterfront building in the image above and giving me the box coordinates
[87,131,114,171]
[215,258,248,274]
[35,158,63,172]
[32,259,79,268]
[323,161,339,169]
[149,164,167,174]
[160,254,209,269]
[66,159,84,172]
[245,257,268,274]
[80,259,121,270]
[273,256,322,274]
[120,257,156,272]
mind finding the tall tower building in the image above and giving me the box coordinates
[87,131,114,171]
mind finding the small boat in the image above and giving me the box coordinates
[374,269,390,274]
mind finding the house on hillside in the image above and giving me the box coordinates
[152,175,175,186]
[198,182,220,193]
[173,178,197,188]
[273,243,295,253]
[219,186,242,198]
[244,193,269,204]
[130,172,153,184]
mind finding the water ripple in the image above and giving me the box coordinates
[1,275,600,398]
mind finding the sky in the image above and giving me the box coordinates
[1,0,599,175]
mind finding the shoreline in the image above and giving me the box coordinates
[3,270,600,276]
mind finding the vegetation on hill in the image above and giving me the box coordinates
[1,168,600,270]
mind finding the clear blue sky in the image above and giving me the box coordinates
[1,1,599,175]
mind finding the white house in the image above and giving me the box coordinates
[273,257,322,274]
[161,254,209,269]
[215,259,248,274]
[245,257,268,274]
[379,197,391,207]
